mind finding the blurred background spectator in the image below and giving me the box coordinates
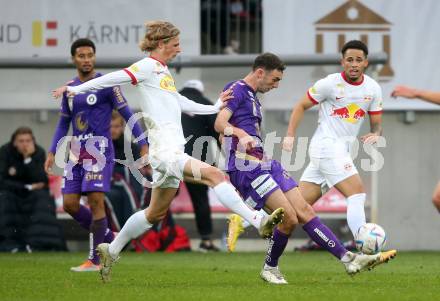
[105,111,147,229]
[180,79,221,252]
[0,127,65,252]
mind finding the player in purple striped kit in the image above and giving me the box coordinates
[215,53,396,284]
[44,38,148,272]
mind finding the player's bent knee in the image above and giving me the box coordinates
[63,201,79,215]
[146,211,166,224]
[298,203,316,221]
[89,204,105,216]
[280,211,299,232]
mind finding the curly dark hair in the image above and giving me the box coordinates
[70,38,96,56]
[341,40,368,57]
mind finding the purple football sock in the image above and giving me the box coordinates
[71,205,114,243]
[71,205,92,230]
[303,216,347,259]
[89,218,108,265]
[265,228,290,267]
[104,228,115,243]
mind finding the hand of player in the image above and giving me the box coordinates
[44,152,55,175]
[238,134,256,151]
[218,88,233,108]
[52,86,75,99]
[391,85,418,99]
[360,133,380,145]
[282,136,295,152]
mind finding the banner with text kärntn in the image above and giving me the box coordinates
[0,0,200,58]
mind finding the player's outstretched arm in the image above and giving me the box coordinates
[391,85,440,105]
[52,70,132,99]
[283,94,315,151]
[178,89,233,115]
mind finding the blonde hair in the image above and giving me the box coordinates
[139,21,180,52]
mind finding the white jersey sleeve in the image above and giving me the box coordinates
[307,76,332,104]
[178,94,222,115]
[123,58,155,85]
[67,70,132,94]
[368,83,383,114]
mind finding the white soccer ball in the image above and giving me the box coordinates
[355,223,387,255]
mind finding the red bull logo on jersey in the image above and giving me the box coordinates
[160,75,177,92]
[331,103,365,124]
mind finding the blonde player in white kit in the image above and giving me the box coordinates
[283,40,383,240]
[52,21,284,282]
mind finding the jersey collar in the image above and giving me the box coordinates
[75,72,101,84]
[240,79,256,94]
[149,56,166,67]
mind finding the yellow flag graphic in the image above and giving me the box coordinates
[32,21,43,47]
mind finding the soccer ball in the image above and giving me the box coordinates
[355,223,387,255]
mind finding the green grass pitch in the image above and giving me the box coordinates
[1,251,439,301]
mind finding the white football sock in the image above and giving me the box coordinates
[242,210,267,228]
[108,210,152,257]
[346,193,366,236]
[213,182,262,229]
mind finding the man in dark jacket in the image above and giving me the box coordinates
[0,127,65,252]
[180,80,220,251]
[106,111,144,228]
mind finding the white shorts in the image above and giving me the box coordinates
[300,138,358,187]
[149,148,191,189]
[146,121,191,189]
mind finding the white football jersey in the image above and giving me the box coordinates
[307,72,383,141]
[124,57,187,148]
